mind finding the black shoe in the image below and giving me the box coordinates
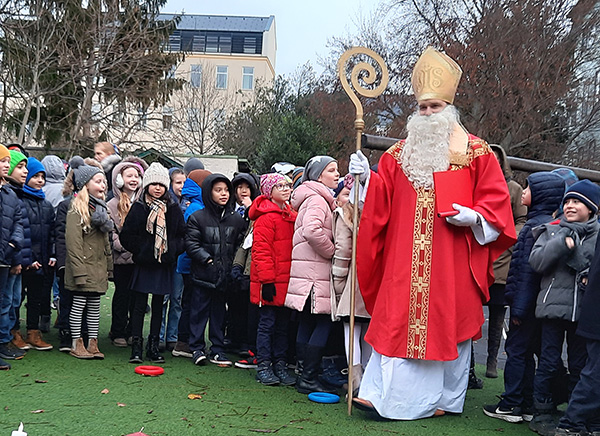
[193,350,207,366]
[483,404,524,423]
[273,360,296,386]
[554,429,589,436]
[296,344,336,394]
[146,335,165,364]
[59,330,72,353]
[0,357,10,370]
[529,414,558,436]
[129,337,144,364]
[256,362,280,386]
[209,353,233,367]
[320,356,347,388]
[0,343,25,360]
[39,315,51,333]
[468,371,484,389]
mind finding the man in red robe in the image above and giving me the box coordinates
[349,47,517,419]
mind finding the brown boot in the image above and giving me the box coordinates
[25,330,53,351]
[69,338,94,359]
[86,338,104,359]
[11,330,30,350]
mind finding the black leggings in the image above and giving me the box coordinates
[131,292,164,338]
[296,299,332,348]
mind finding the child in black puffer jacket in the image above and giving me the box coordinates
[185,174,246,367]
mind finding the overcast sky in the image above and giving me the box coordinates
[162,0,376,77]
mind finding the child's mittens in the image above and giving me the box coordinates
[262,283,276,302]
[231,265,244,281]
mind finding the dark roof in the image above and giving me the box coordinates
[159,14,274,33]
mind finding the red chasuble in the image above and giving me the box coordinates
[357,136,516,361]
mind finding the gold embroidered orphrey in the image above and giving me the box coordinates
[385,138,492,358]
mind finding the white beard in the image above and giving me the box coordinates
[400,105,458,189]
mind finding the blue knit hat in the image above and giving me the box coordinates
[25,157,45,185]
[563,179,600,215]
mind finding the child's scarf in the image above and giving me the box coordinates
[146,195,168,262]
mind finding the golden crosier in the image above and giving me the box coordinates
[411,46,462,104]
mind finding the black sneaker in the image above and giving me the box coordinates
[529,414,558,436]
[256,362,280,386]
[522,406,534,422]
[554,429,588,436]
[209,353,233,367]
[193,350,207,366]
[234,350,258,369]
[483,404,524,423]
[172,341,193,358]
[0,343,25,360]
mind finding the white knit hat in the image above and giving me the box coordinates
[143,162,170,190]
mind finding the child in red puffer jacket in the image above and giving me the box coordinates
[249,173,297,386]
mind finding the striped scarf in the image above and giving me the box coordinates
[145,195,168,262]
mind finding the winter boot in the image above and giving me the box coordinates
[70,338,94,359]
[86,338,104,359]
[296,344,336,394]
[468,342,483,389]
[256,361,280,386]
[146,335,165,363]
[320,356,347,387]
[486,306,505,378]
[10,329,29,350]
[529,400,558,436]
[26,329,53,351]
[129,337,144,363]
[58,330,72,353]
[39,315,51,333]
[295,342,306,377]
[274,360,296,386]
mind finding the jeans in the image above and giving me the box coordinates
[558,339,600,432]
[0,268,15,343]
[160,272,183,343]
[534,319,587,405]
[256,305,290,364]
[499,316,540,409]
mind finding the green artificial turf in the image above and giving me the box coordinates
[2,287,535,436]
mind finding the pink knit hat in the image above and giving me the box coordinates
[260,173,286,199]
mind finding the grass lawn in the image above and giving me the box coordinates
[2,286,535,436]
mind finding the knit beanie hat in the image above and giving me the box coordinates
[563,179,600,215]
[188,169,212,188]
[25,157,46,184]
[0,144,9,161]
[143,162,170,190]
[260,173,286,199]
[301,156,336,183]
[552,168,579,188]
[183,157,205,175]
[8,150,27,175]
[292,167,304,189]
[70,156,104,191]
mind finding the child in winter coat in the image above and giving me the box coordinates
[285,155,339,394]
[19,158,56,351]
[106,157,148,347]
[120,163,186,364]
[330,174,371,396]
[483,171,565,424]
[0,145,24,369]
[185,174,246,367]
[249,173,297,386]
[171,169,211,359]
[65,158,113,359]
[528,179,600,433]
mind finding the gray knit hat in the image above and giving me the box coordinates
[143,162,170,190]
[183,157,205,175]
[70,156,104,191]
[301,156,336,183]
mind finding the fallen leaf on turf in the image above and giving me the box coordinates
[187,394,202,400]
[117,402,126,407]
[181,417,188,421]
[101,388,109,394]
[31,409,44,414]
[147,409,153,414]
[22,374,29,377]
[4,406,8,411]
[35,379,47,383]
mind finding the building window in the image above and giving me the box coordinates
[190,64,202,88]
[192,34,205,52]
[218,36,231,53]
[169,31,181,52]
[163,106,173,130]
[187,108,199,131]
[243,37,256,54]
[206,36,218,53]
[242,66,254,90]
[213,109,226,126]
[216,66,228,89]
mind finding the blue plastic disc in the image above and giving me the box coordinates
[308,392,340,404]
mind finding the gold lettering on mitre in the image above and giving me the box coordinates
[411,47,462,104]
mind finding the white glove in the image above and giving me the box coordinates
[349,150,370,183]
[446,203,480,227]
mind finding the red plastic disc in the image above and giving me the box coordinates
[134,365,164,376]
